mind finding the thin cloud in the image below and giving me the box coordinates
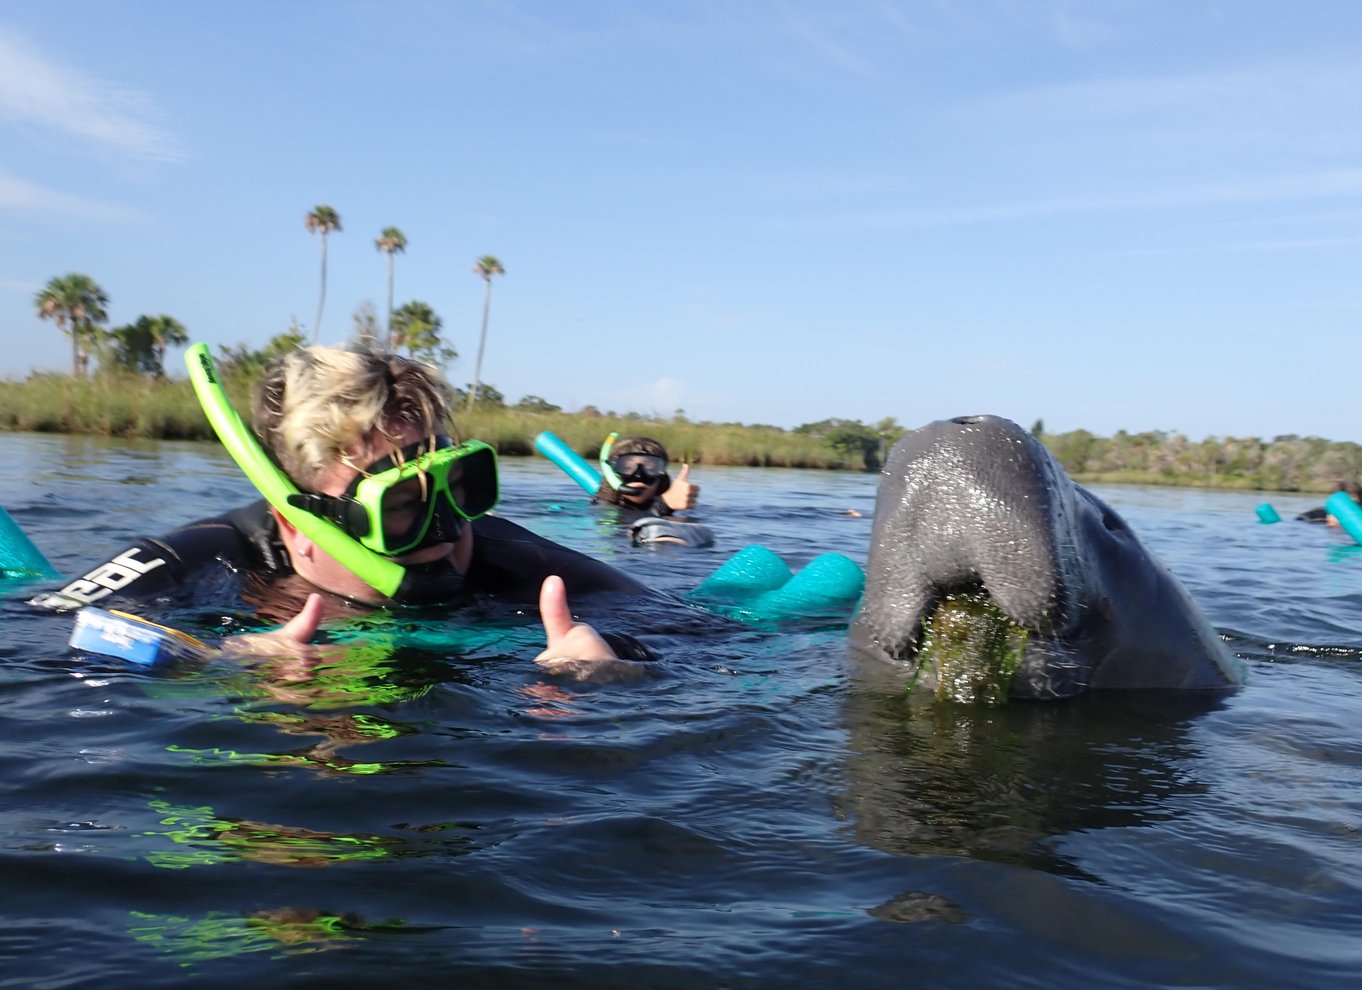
[0,276,41,294]
[768,168,1362,231]
[782,12,880,79]
[980,56,1362,143]
[0,169,144,223]
[0,29,184,162]
[1042,0,1123,51]
[603,376,696,417]
[1109,233,1362,259]
[596,129,687,151]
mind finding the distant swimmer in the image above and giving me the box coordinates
[1296,480,1362,526]
[593,434,712,547]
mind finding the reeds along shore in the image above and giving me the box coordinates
[0,372,858,469]
[2,371,1360,492]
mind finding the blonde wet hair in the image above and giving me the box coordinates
[252,345,456,488]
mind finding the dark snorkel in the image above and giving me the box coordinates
[185,343,461,604]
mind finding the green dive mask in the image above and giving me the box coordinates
[287,438,498,556]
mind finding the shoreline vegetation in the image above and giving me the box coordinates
[2,370,1360,495]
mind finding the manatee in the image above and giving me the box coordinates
[851,415,1244,700]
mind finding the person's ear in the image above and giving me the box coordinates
[270,506,315,560]
[270,505,295,538]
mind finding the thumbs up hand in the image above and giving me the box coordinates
[661,463,699,512]
[534,576,648,683]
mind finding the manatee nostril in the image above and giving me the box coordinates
[952,415,986,425]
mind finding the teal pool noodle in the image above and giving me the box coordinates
[0,505,58,580]
[534,431,602,495]
[692,544,793,599]
[1255,503,1281,524]
[690,545,864,621]
[751,552,865,615]
[1326,491,1362,545]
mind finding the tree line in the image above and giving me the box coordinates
[33,203,506,409]
[791,416,1362,492]
[22,214,1362,492]
[4,349,1361,491]
[1037,423,1362,493]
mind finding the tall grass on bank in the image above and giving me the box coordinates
[0,373,860,469]
[7,372,1362,492]
[458,408,852,469]
[0,372,241,440]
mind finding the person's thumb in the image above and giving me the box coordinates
[675,463,690,482]
[539,575,574,644]
[277,593,325,644]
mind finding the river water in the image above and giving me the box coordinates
[1,432,1360,989]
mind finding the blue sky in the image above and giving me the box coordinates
[3,1,1361,441]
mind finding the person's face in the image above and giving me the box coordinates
[610,451,667,508]
[275,423,473,603]
[616,475,663,508]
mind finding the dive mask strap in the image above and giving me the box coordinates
[285,492,371,538]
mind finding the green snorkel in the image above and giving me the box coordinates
[185,342,405,599]
[598,432,623,491]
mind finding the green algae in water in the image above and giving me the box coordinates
[915,590,1028,705]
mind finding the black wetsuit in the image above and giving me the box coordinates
[590,487,714,548]
[38,500,657,657]
[1297,498,1362,523]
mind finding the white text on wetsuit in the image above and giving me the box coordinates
[58,548,166,603]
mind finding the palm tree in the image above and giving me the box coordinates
[467,255,505,414]
[375,226,407,347]
[34,273,110,377]
[106,314,188,376]
[390,300,457,367]
[144,314,189,375]
[304,204,342,342]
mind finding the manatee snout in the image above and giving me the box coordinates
[860,415,1084,659]
[854,414,1242,699]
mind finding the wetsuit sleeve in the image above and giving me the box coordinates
[600,631,659,661]
[465,515,652,600]
[30,500,280,610]
[31,536,196,609]
[466,516,660,657]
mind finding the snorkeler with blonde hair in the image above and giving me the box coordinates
[36,343,649,668]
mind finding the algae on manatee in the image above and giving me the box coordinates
[913,589,1029,705]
